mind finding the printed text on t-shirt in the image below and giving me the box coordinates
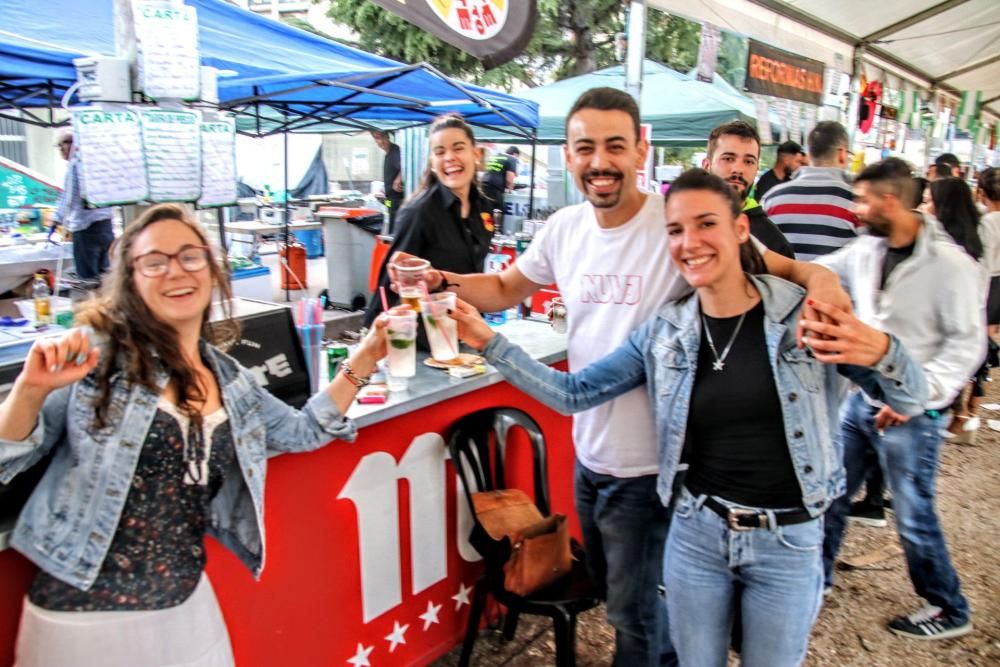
[580,274,643,305]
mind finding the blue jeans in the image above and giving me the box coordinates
[72,219,113,280]
[823,393,969,620]
[664,488,824,667]
[575,462,676,667]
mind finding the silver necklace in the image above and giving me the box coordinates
[701,310,747,371]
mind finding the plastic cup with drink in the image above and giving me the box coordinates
[419,292,459,362]
[392,257,430,312]
[385,308,418,390]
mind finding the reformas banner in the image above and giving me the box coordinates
[745,40,825,106]
[371,0,537,69]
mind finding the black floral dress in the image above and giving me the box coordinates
[29,400,235,611]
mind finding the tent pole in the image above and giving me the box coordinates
[528,130,537,218]
[217,207,227,256]
[283,126,290,302]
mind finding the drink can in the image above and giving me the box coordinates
[514,232,531,255]
[326,342,349,381]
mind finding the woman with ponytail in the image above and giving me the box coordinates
[365,114,494,324]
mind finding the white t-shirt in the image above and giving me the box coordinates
[980,211,1000,277]
[516,193,691,477]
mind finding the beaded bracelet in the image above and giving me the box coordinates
[340,360,371,388]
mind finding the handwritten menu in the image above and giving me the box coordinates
[198,117,237,207]
[754,96,772,145]
[141,109,201,202]
[789,101,802,145]
[73,107,148,206]
[134,2,200,101]
[803,105,818,145]
[777,98,790,143]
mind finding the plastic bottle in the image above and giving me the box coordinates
[32,273,52,324]
[483,236,510,326]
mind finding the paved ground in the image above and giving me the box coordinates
[434,382,1000,666]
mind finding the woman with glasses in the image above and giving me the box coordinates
[450,170,928,667]
[0,204,389,667]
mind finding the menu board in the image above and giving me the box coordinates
[198,117,237,207]
[134,1,200,101]
[788,101,802,145]
[754,96,772,145]
[73,107,148,206]
[140,109,201,202]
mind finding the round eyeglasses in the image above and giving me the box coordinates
[132,245,211,278]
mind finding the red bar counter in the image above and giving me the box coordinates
[0,319,574,666]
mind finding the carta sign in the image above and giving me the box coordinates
[141,6,191,21]
[77,111,138,124]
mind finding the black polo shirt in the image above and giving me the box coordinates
[365,180,495,324]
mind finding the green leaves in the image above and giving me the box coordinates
[315,1,748,90]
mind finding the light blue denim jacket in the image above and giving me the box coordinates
[484,275,928,516]
[0,341,356,590]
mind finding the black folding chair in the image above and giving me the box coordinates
[448,408,600,667]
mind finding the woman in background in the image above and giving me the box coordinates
[364,114,494,325]
[928,177,989,444]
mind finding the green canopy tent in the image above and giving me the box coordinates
[483,60,781,146]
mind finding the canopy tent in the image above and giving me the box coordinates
[480,60,777,146]
[0,0,538,136]
[650,0,1000,121]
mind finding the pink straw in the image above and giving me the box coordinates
[379,285,390,313]
[421,281,457,356]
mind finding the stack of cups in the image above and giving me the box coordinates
[385,309,417,391]
[393,258,431,311]
[419,292,459,362]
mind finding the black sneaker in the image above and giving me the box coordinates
[888,605,972,640]
[848,500,887,527]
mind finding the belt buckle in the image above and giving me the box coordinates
[727,508,762,531]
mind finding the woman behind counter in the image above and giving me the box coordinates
[364,114,495,325]
[0,204,387,667]
[450,169,928,667]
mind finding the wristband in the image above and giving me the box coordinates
[434,273,461,293]
[340,360,371,388]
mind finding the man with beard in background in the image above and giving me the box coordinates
[820,158,981,640]
[702,121,795,258]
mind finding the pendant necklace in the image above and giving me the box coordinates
[701,310,747,371]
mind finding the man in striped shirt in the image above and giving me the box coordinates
[762,122,861,260]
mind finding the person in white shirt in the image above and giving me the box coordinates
[819,158,982,641]
[392,88,849,667]
[976,167,1000,333]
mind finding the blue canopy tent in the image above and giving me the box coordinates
[0,0,542,294]
[0,0,538,138]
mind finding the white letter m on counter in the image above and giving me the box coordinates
[337,433,448,623]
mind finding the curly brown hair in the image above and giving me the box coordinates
[75,204,240,428]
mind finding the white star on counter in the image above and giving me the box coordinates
[419,600,442,630]
[385,620,409,653]
[347,643,373,667]
[452,582,472,610]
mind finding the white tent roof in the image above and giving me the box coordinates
[650,0,1000,118]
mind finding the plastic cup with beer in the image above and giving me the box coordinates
[418,292,458,362]
[392,257,430,311]
[385,307,418,390]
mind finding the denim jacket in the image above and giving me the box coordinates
[484,275,927,516]
[0,341,356,590]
